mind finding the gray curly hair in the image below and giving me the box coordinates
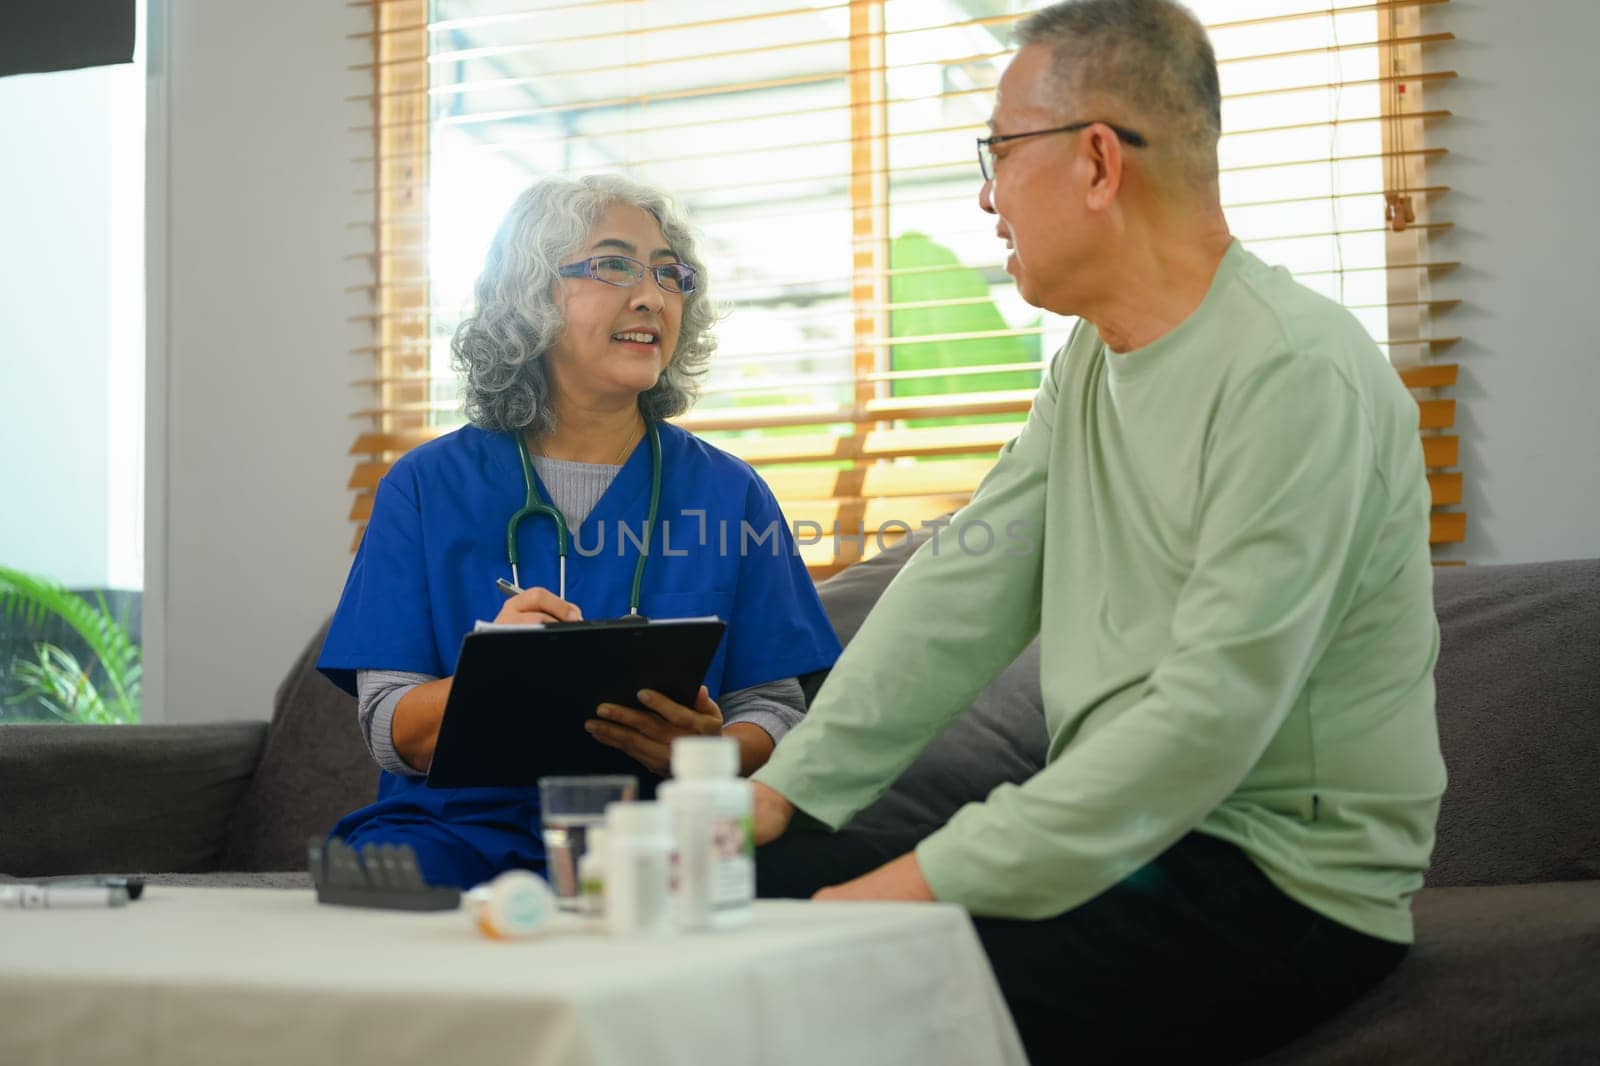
[451,174,717,435]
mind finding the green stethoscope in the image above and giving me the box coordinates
[508,418,664,617]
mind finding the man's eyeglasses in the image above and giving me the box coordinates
[557,254,698,295]
[977,121,1149,182]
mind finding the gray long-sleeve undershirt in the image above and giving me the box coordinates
[354,451,807,776]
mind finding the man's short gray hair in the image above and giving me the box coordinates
[1015,0,1222,186]
[451,174,717,435]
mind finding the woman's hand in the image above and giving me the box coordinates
[391,589,575,772]
[585,685,723,776]
[494,587,582,626]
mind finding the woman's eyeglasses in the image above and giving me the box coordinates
[558,254,698,295]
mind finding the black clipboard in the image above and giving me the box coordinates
[424,616,727,790]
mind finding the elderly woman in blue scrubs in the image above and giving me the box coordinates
[317,174,841,889]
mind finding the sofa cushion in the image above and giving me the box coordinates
[806,524,1049,837]
[1427,558,1600,887]
[1247,880,1600,1065]
[218,618,377,872]
[0,722,266,876]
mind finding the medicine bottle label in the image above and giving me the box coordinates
[710,814,755,910]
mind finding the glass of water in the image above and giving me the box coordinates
[538,775,637,909]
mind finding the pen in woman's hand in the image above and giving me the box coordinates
[496,578,523,598]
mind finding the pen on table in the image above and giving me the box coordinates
[51,876,146,901]
[496,578,523,598]
[1,884,130,910]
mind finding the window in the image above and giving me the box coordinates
[0,4,145,723]
[350,0,1461,574]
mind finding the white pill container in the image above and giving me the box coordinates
[604,801,676,938]
[658,736,754,930]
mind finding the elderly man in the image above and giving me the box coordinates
[751,0,1447,1061]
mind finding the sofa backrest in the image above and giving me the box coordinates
[251,546,1598,887]
[218,617,375,871]
[1425,557,1600,886]
[0,722,266,876]
[806,525,1049,838]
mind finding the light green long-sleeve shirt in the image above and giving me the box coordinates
[755,242,1447,944]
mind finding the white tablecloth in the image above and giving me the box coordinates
[0,887,1025,1066]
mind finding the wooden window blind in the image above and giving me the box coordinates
[348,0,1461,575]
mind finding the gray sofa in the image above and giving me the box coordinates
[3,550,1597,1064]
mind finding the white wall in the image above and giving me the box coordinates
[149,0,365,723]
[1430,1,1600,564]
[0,62,142,590]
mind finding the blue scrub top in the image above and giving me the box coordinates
[316,422,841,886]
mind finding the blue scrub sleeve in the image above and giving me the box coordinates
[718,476,842,693]
[316,468,444,696]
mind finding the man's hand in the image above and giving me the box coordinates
[494,587,582,626]
[813,852,935,903]
[585,686,722,777]
[752,781,795,846]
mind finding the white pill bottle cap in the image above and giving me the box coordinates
[466,869,558,939]
[606,800,671,837]
[670,736,739,780]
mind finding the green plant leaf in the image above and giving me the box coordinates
[5,643,109,722]
[0,565,141,722]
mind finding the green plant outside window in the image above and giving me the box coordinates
[0,565,141,724]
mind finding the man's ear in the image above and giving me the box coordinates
[1083,124,1125,212]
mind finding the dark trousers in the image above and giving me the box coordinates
[757,828,1406,1065]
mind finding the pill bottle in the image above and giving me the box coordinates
[577,826,609,917]
[605,801,676,938]
[465,869,558,939]
[658,736,754,931]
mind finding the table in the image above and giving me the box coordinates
[0,888,1026,1066]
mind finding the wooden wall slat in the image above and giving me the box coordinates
[348,461,388,490]
[1429,512,1467,544]
[674,390,1035,433]
[1398,362,1459,388]
[1417,398,1455,430]
[1421,434,1459,468]
[1428,471,1462,507]
[352,426,448,455]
